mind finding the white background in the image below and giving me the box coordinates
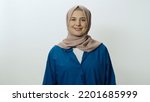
[0,0,150,84]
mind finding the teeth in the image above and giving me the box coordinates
[75,28,82,31]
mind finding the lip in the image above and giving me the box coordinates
[74,28,82,31]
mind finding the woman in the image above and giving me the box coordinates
[43,5,116,85]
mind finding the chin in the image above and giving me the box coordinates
[74,33,84,37]
[70,31,80,35]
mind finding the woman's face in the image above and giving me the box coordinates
[68,10,88,36]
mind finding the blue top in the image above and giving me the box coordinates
[43,43,116,85]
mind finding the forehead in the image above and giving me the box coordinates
[71,10,86,17]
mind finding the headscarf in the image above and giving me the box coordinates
[58,5,101,52]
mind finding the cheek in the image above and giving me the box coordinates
[82,23,88,29]
[82,22,88,27]
[68,21,74,27]
[68,23,74,32]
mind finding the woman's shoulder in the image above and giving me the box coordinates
[47,45,63,59]
[49,45,71,55]
[49,45,62,53]
[51,45,61,50]
[96,43,107,51]
[94,43,110,56]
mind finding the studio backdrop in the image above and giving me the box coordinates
[0,0,150,84]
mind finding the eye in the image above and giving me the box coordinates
[70,18,76,21]
[81,19,86,21]
[81,18,86,22]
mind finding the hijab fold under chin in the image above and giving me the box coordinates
[58,5,101,52]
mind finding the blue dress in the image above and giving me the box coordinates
[43,43,116,85]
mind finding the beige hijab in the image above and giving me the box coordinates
[58,5,101,52]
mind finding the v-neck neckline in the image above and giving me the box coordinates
[71,50,88,65]
[62,47,89,65]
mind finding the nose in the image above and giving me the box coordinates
[75,20,81,26]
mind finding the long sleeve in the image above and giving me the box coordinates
[43,50,56,85]
[104,47,116,85]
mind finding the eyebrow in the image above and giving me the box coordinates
[70,17,86,18]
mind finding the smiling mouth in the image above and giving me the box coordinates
[74,28,82,31]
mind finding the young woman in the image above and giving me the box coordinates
[43,5,116,85]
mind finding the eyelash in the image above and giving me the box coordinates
[81,19,86,21]
[70,18,76,21]
[70,18,86,21]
